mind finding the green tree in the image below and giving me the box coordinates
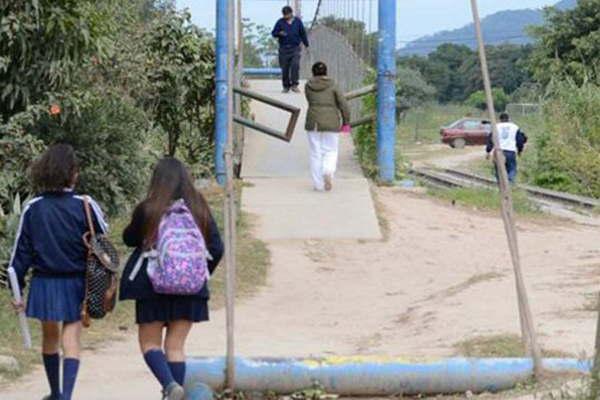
[529,0,600,84]
[399,44,473,103]
[241,21,278,68]
[0,0,111,121]
[241,20,265,68]
[400,43,533,103]
[466,88,508,112]
[459,44,533,97]
[396,66,436,111]
[143,10,215,157]
[319,16,377,66]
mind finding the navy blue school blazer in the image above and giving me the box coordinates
[119,202,224,301]
[8,191,107,289]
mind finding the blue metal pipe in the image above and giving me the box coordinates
[214,0,229,185]
[243,67,282,76]
[376,0,397,183]
[185,357,590,398]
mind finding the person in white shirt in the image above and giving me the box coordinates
[485,112,528,183]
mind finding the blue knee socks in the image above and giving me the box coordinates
[168,362,186,386]
[144,349,175,389]
[62,358,80,400]
[42,353,60,399]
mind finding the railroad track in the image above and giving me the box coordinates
[410,167,600,211]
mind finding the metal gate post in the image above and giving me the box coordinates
[376,0,397,183]
[215,0,230,185]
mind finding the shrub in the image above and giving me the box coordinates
[524,80,600,197]
[33,89,154,215]
[354,67,432,180]
[466,88,508,112]
[0,106,47,213]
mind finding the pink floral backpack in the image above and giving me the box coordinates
[145,199,211,295]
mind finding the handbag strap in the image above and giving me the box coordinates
[81,196,94,328]
[82,196,96,238]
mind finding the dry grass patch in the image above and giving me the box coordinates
[455,334,574,358]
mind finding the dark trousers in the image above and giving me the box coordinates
[279,46,301,89]
[494,150,518,183]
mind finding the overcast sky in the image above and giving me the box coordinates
[177,0,559,41]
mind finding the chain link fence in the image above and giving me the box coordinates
[300,24,372,121]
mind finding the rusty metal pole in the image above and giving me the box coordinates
[469,0,543,379]
[591,294,600,397]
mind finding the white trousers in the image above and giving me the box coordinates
[307,131,339,191]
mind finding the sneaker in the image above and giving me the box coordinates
[162,382,185,400]
[282,88,290,93]
[42,396,58,400]
[291,86,301,93]
[323,174,333,191]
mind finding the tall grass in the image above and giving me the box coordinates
[522,80,600,198]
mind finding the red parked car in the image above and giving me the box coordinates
[440,118,491,148]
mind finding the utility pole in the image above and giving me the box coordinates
[376,0,397,183]
[470,0,543,379]
[216,0,237,389]
[225,0,237,388]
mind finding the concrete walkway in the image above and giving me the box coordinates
[241,79,381,241]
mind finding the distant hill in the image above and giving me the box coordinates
[401,0,577,56]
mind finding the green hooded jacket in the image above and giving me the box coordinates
[304,76,351,132]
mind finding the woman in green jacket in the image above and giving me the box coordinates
[305,62,351,191]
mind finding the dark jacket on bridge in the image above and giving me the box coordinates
[304,76,351,132]
[271,17,309,49]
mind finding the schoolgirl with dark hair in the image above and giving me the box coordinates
[9,143,108,400]
[120,157,224,400]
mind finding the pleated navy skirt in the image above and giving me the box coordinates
[135,297,209,324]
[26,275,85,323]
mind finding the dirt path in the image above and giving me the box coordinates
[3,187,599,399]
[407,143,484,169]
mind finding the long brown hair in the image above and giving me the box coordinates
[141,157,211,248]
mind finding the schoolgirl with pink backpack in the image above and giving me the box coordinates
[120,157,224,400]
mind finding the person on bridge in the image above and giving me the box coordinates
[120,158,224,400]
[305,61,351,192]
[272,5,309,93]
[486,112,528,184]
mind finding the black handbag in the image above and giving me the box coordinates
[81,197,119,327]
